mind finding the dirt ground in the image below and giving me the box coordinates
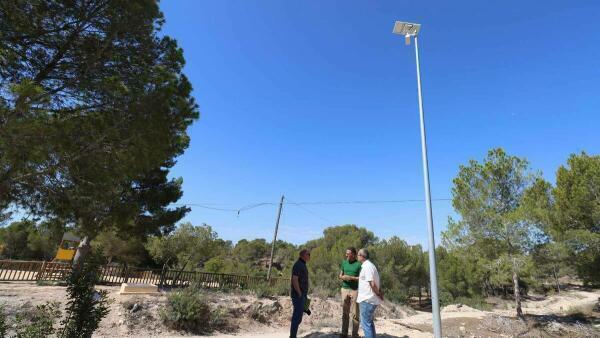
[1,281,599,337]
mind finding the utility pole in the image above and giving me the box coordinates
[267,195,285,281]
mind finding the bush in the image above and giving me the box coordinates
[252,282,288,298]
[383,288,409,304]
[59,263,110,338]
[161,287,225,333]
[454,296,492,311]
[14,302,61,338]
[566,303,594,321]
[0,304,7,338]
[439,290,454,306]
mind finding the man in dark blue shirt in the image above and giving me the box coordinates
[290,248,310,338]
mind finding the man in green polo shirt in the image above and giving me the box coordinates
[339,247,361,338]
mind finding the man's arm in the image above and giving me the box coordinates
[369,281,384,300]
[292,275,302,297]
[339,271,359,281]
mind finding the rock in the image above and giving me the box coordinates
[263,301,282,315]
[248,301,282,323]
[546,321,563,333]
[118,319,125,325]
[130,303,142,313]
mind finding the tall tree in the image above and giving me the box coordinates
[371,237,429,304]
[305,225,377,295]
[446,148,540,317]
[0,220,36,259]
[145,222,228,271]
[0,0,198,262]
[553,153,600,284]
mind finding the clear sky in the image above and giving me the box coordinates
[160,0,600,246]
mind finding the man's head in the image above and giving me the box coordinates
[299,248,311,262]
[357,248,369,263]
[345,247,357,262]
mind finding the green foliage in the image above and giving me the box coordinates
[553,153,600,285]
[252,282,289,298]
[0,220,64,260]
[444,148,542,316]
[371,237,428,303]
[437,247,485,300]
[26,220,65,261]
[14,302,61,338]
[0,304,7,338]
[0,0,197,244]
[59,264,110,338]
[306,225,376,295]
[161,287,225,333]
[92,229,149,266]
[0,220,35,260]
[453,296,492,311]
[448,148,538,255]
[146,222,228,270]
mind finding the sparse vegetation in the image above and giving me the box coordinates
[58,264,110,338]
[14,302,61,338]
[0,304,7,338]
[252,282,289,298]
[160,287,227,334]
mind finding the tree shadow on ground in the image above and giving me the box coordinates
[525,312,595,325]
[302,332,407,338]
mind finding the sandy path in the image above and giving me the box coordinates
[230,289,599,338]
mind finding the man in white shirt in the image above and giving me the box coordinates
[356,248,383,338]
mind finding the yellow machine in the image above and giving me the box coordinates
[54,232,80,262]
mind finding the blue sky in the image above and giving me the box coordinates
[160,0,600,246]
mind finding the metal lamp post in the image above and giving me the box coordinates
[393,21,442,338]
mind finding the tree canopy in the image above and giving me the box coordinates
[0,0,197,240]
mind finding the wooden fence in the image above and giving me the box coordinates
[0,260,287,290]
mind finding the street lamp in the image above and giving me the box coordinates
[393,21,442,338]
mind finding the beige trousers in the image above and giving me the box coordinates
[341,288,360,337]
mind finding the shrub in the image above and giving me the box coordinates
[383,288,409,304]
[454,296,492,311]
[253,282,288,298]
[14,302,61,338]
[58,263,110,338]
[0,304,7,338]
[161,287,215,333]
[439,290,454,306]
[565,304,594,321]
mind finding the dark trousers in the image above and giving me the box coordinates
[290,294,306,338]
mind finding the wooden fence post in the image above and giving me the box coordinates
[37,261,47,281]
[159,265,166,289]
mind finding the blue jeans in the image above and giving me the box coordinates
[290,294,306,338]
[359,301,377,338]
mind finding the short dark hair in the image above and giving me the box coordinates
[346,247,357,255]
[299,248,310,257]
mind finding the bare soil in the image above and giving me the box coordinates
[1,281,599,337]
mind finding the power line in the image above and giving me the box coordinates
[174,202,276,215]
[287,199,451,205]
[175,198,452,215]
[285,198,337,225]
